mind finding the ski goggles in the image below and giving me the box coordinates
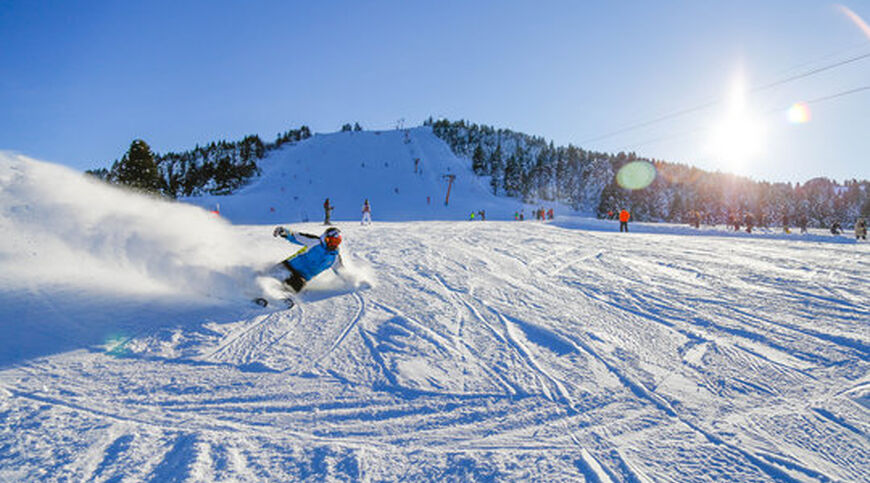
[324,233,342,249]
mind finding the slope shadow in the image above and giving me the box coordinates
[0,286,254,368]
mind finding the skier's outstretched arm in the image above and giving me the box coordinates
[331,252,346,275]
[330,252,352,281]
[273,226,321,247]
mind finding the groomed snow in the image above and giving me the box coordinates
[1,140,868,481]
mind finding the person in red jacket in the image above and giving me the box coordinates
[619,209,630,232]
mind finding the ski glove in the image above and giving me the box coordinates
[273,226,289,238]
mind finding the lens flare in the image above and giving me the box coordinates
[616,161,656,190]
[787,102,812,124]
[838,5,870,40]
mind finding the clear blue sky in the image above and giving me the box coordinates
[1,0,868,183]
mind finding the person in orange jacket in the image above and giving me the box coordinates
[619,209,630,232]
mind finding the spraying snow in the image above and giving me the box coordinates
[0,152,270,299]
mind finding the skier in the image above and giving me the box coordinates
[270,226,344,293]
[856,217,867,240]
[323,198,334,225]
[361,199,372,225]
[798,215,808,234]
[619,209,630,232]
[831,221,842,235]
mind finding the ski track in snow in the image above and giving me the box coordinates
[3,221,867,481]
[2,144,869,480]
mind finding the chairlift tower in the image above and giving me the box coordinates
[442,174,456,206]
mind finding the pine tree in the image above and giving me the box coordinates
[489,144,504,195]
[472,144,486,174]
[503,145,524,197]
[112,139,162,193]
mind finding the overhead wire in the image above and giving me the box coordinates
[616,85,870,152]
[580,49,870,146]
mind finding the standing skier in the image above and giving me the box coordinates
[619,209,630,232]
[323,198,334,225]
[361,199,372,225]
[856,217,867,240]
[271,226,344,293]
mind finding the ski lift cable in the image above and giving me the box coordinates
[617,85,870,152]
[581,51,870,145]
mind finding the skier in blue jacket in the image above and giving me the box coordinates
[271,226,344,292]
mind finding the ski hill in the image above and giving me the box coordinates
[0,146,868,481]
[188,127,531,225]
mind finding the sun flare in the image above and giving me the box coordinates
[705,73,766,172]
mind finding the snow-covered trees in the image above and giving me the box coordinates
[92,126,312,198]
[427,118,869,227]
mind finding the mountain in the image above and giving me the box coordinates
[185,127,534,224]
[96,122,869,229]
[1,151,868,481]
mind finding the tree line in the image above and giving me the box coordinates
[86,126,312,198]
[425,118,870,227]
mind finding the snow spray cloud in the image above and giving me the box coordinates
[0,153,264,301]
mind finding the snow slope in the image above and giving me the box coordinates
[1,149,868,481]
[188,127,531,224]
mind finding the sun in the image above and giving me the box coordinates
[705,74,766,172]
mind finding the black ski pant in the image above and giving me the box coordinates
[620,221,629,232]
[281,261,307,292]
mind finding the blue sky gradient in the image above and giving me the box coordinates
[1,0,868,182]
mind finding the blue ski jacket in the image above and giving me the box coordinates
[281,231,343,281]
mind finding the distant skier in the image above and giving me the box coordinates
[619,209,630,232]
[744,213,754,234]
[856,217,867,240]
[798,215,808,234]
[323,198,334,225]
[271,226,344,293]
[361,199,372,225]
[728,213,739,231]
[831,221,842,235]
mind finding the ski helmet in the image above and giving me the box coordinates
[322,227,342,250]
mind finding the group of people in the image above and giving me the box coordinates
[323,198,374,226]
[512,208,555,221]
[722,211,866,238]
[469,210,486,221]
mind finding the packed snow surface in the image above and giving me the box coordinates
[1,148,868,481]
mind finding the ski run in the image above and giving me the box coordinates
[1,135,868,481]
